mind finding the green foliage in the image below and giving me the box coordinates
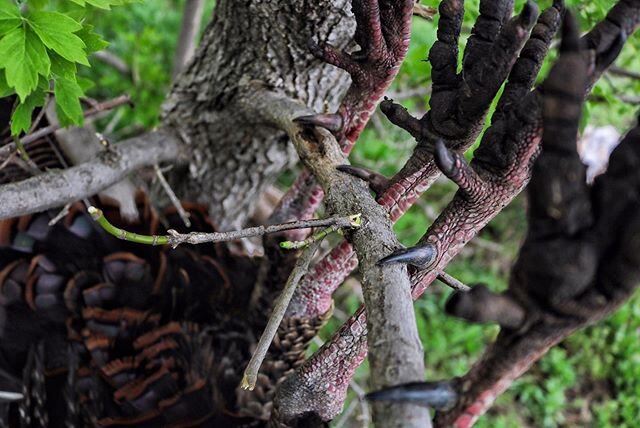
[0,0,127,136]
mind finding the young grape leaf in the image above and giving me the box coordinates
[11,88,46,136]
[0,2,21,36]
[0,26,50,101]
[50,52,77,80]
[54,76,84,126]
[28,11,89,66]
[0,70,13,98]
[77,24,108,53]
[27,0,49,11]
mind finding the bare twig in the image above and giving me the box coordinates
[153,164,191,227]
[48,203,72,226]
[173,0,206,78]
[608,65,640,80]
[166,214,360,247]
[413,3,437,21]
[0,95,132,159]
[437,271,471,292]
[92,51,132,77]
[0,131,182,219]
[90,204,360,248]
[241,240,322,390]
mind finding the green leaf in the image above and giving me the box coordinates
[0,26,50,101]
[0,2,21,37]
[11,88,46,136]
[50,52,77,80]
[0,70,14,97]
[27,0,49,11]
[77,24,108,53]
[27,11,88,66]
[77,76,95,92]
[54,76,84,126]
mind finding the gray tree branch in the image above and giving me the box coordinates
[0,132,183,219]
[250,89,430,428]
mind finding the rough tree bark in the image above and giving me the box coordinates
[161,0,355,230]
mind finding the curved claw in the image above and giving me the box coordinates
[377,244,438,270]
[434,140,455,175]
[294,113,344,134]
[519,0,539,28]
[365,380,457,411]
[337,165,389,196]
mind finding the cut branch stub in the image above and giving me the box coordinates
[336,164,390,197]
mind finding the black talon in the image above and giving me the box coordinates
[365,380,458,411]
[337,165,390,196]
[434,140,455,176]
[294,113,344,134]
[519,0,539,28]
[560,12,581,53]
[377,244,438,270]
[595,30,627,73]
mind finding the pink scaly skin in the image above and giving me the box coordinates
[288,0,562,320]
[284,0,640,406]
[283,98,545,420]
[287,162,440,318]
[269,0,414,234]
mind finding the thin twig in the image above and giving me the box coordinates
[153,164,191,227]
[437,271,471,292]
[92,51,132,77]
[27,96,51,134]
[240,240,322,390]
[89,206,360,248]
[280,214,361,249]
[608,65,640,80]
[413,3,436,20]
[173,0,206,78]
[0,95,132,159]
[48,203,72,226]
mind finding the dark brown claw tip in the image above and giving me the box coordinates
[377,244,438,270]
[337,164,390,195]
[519,0,540,28]
[595,30,627,73]
[365,381,458,411]
[293,113,344,134]
[560,12,581,53]
[445,285,526,330]
[434,140,455,175]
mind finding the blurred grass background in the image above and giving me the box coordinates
[76,0,640,426]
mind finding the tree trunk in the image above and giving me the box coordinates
[161,0,355,230]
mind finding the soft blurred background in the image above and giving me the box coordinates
[76,0,640,426]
